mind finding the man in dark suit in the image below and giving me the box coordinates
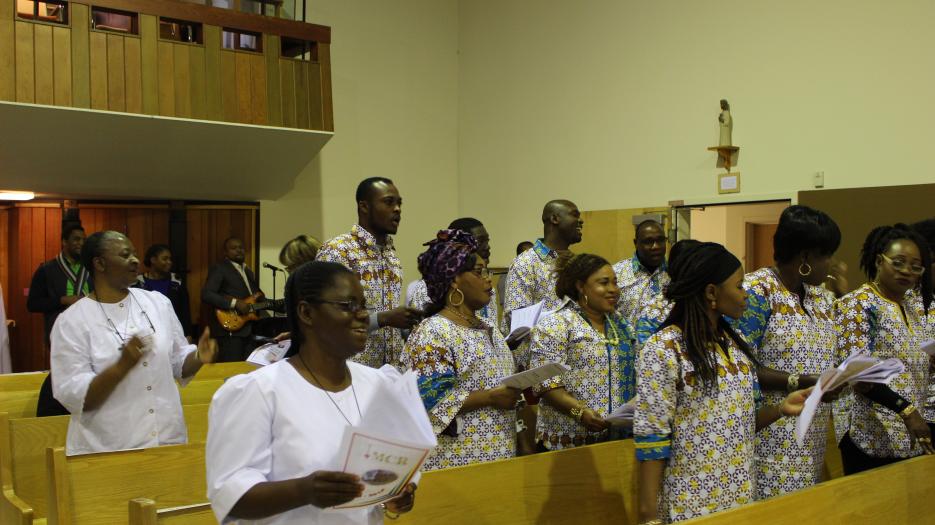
[201,237,265,362]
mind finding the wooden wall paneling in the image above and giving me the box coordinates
[14,21,35,102]
[293,60,308,129]
[156,40,175,116]
[0,209,9,312]
[203,25,221,120]
[88,31,109,109]
[138,14,158,114]
[52,27,72,105]
[219,50,237,122]
[319,43,332,131]
[0,0,15,101]
[33,24,54,105]
[279,59,295,127]
[307,61,323,130]
[124,37,142,113]
[172,43,191,118]
[263,34,281,126]
[188,45,206,119]
[233,52,252,123]
[249,54,267,125]
[70,3,91,108]
[185,209,207,328]
[105,34,126,112]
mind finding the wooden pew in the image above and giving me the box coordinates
[684,455,935,523]
[0,372,47,393]
[129,498,215,525]
[398,440,639,524]
[0,405,209,524]
[191,361,257,381]
[46,443,206,525]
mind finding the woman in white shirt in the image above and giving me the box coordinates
[207,261,418,524]
[51,231,217,455]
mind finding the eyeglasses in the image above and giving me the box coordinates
[881,254,926,275]
[469,267,491,279]
[314,299,368,314]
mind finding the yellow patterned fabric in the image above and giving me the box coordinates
[833,283,929,458]
[406,279,498,328]
[501,239,564,366]
[635,325,758,523]
[733,268,836,499]
[613,255,670,328]
[317,225,404,369]
[402,315,516,471]
[920,289,935,423]
[529,302,636,450]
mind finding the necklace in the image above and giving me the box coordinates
[444,306,485,329]
[602,315,620,346]
[297,352,362,426]
[94,291,133,344]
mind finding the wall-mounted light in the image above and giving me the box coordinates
[0,191,36,201]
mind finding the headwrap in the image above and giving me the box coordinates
[665,242,741,301]
[417,229,478,306]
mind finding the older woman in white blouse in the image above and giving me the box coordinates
[51,231,217,456]
[207,261,418,524]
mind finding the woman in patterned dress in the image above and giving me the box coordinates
[402,229,519,471]
[635,242,811,524]
[528,253,636,450]
[910,218,935,435]
[834,224,934,475]
[733,205,843,498]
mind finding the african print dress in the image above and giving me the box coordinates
[833,283,930,459]
[402,315,516,470]
[529,301,636,450]
[635,291,674,346]
[635,325,760,523]
[733,267,836,498]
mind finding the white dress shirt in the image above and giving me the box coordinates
[207,360,404,525]
[51,289,197,455]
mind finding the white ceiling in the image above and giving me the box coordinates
[0,101,332,201]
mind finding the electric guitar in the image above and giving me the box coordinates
[215,293,285,332]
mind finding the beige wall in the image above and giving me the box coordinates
[690,201,788,269]
[458,0,935,268]
[259,0,460,296]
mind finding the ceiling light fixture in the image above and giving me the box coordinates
[0,191,36,201]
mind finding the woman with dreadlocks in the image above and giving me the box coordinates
[634,242,811,524]
[402,229,519,471]
[833,224,934,475]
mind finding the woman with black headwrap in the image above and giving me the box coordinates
[402,229,520,471]
[634,242,811,524]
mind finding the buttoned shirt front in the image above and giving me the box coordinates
[613,255,669,328]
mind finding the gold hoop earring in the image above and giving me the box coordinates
[448,289,465,307]
[798,262,812,277]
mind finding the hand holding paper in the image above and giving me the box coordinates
[605,398,637,428]
[500,362,570,390]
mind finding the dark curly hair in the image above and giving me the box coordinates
[284,261,356,356]
[143,244,171,268]
[859,224,932,311]
[773,205,841,264]
[554,253,611,301]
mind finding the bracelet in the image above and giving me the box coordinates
[786,373,800,393]
[900,404,917,419]
[569,405,585,422]
[380,503,400,520]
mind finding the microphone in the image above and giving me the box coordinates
[263,262,284,273]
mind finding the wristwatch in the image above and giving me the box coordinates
[570,405,584,422]
[787,373,800,393]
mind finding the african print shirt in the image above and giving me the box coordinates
[635,325,760,523]
[920,292,935,423]
[613,255,670,329]
[406,279,499,329]
[833,283,930,458]
[402,315,516,471]
[317,225,404,369]
[528,301,636,450]
[635,292,674,346]
[733,267,836,498]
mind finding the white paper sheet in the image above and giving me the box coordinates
[795,352,905,444]
[246,340,291,366]
[500,362,570,390]
[921,339,935,357]
[508,301,545,339]
[605,397,637,427]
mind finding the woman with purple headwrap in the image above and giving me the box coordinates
[401,229,520,470]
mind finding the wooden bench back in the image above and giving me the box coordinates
[398,440,638,524]
[129,498,216,525]
[47,443,206,525]
[0,372,47,393]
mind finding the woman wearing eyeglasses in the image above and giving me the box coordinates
[834,224,935,475]
[401,229,519,470]
[207,261,419,524]
[529,253,636,450]
[50,231,217,456]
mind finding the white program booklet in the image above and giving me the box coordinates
[246,340,291,367]
[605,398,637,428]
[500,362,570,390]
[508,301,550,339]
[795,352,905,445]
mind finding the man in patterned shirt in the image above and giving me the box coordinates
[316,177,421,369]
[501,199,583,344]
[613,219,669,328]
